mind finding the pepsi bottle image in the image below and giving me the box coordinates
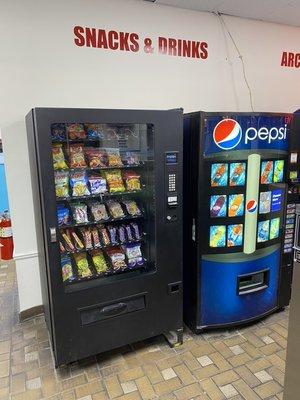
[183,111,292,332]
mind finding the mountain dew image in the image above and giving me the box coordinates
[257,220,270,242]
[260,161,274,184]
[209,225,226,247]
[211,163,228,187]
[210,195,227,217]
[270,218,280,239]
[273,160,284,183]
[229,162,246,186]
[259,191,271,214]
[227,224,243,247]
[228,194,244,217]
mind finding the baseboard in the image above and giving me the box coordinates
[19,305,44,322]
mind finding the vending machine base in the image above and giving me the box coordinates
[192,308,279,334]
[164,327,184,347]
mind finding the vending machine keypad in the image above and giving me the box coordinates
[168,174,176,192]
[165,152,179,221]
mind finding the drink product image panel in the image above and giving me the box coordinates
[26,108,183,366]
[183,112,292,332]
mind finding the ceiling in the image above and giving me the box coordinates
[151,0,300,27]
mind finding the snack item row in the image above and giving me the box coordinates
[57,200,142,227]
[52,143,140,170]
[54,169,141,198]
[60,222,142,254]
[61,242,144,282]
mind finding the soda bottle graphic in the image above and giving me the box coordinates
[230,163,245,186]
[227,224,243,247]
[210,226,225,247]
[274,160,284,182]
[211,196,226,217]
[211,164,227,186]
[228,194,243,217]
[261,161,273,184]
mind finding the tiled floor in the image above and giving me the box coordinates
[0,260,288,400]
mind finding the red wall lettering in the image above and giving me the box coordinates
[73,26,208,60]
[281,51,300,68]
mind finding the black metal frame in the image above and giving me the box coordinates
[26,107,183,366]
[183,111,292,332]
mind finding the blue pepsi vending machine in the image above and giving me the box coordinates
[183,112,293,331]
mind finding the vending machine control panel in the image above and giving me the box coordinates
[165,152,179,221]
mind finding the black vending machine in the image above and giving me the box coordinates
[26,108,183,366]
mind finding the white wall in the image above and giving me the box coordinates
[1,0,300,312]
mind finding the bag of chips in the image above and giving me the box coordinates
[104,169,125,193]
[80,227,93,249]
[85,148,108,168]
[88,174,107,195]
[71,203,89,224]
[124,243,144,268]
[70,171,90,197]
[122,151,140,166]
[55,171,69,198]
[107,149,123,167]
[66,123,86,140]
[57,204,71,226]
[85,124,104,140]
[74,253,92,278]
[69,144,87,169]
[106,247,127,271]
[98,225,111,247]
[90,202,109,222]
[122,170,141,191]
[122,200,141,216]
[51,123,66,141]
[52,144,68,170]
[91,249,108,274]
[61,256,74,282]
[106,200,125,219]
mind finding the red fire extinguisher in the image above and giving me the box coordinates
[0,211,14,260]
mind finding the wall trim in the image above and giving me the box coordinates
[14,252,38,261]
[19,305,44,322]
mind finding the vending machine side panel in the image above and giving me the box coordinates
[183,112,202,330]
[25,111,56,356]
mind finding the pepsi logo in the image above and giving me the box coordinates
[213,119,242,150]
[247,200,257,213]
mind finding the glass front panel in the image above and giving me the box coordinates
[51,122,155,285]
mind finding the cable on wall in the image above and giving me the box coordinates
[214,12,255,112]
